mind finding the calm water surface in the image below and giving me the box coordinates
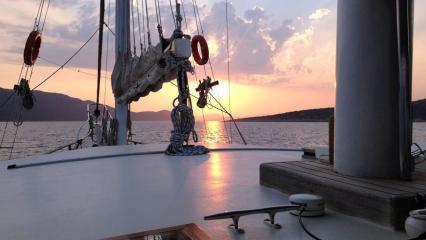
[1,121,426,160]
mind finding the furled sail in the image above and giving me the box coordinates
[112,39,192,104]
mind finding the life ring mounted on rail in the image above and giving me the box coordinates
[23,31,42,66]
[191,35,209,66]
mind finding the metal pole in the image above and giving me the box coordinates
[396,0,414,180]
[335,0,401,178]
[94,0,105,119]
[114,0,130,145]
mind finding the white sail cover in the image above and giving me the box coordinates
[112,42,192,104]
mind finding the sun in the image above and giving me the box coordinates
[207,37,220,58]
[188,76,230,99]
[210,81,230,99]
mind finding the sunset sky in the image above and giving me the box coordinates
[0,0,426,119]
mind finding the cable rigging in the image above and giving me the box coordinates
[103,0,112,107]
[140,0,147,50]
[135,0,143,52]
[188,0,233,143]
[2,0,245,157]
[144,0,152,46]
[32,28,99,91]
[94,0,105,118]
[169,0,177,28]
[130,0,137,55]
[0,0,51,159]
[225,0,233,142]
[38,56,97,77]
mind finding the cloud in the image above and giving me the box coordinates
[0,1,334,87]
[195,2,333,86]
[244,6,265,24]
[309,8,331,21]
[201,2,295,76]
[0,0,102,67]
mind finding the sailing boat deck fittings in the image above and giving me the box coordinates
[164,1,208,156]
[204,205,301,234]
[196,77,219,109]
[171,38,191,59]
[289,193,325,217]
[14,78,34,110]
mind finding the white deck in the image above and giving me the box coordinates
[0,144,406,239]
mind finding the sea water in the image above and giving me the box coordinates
[1,121,426,160]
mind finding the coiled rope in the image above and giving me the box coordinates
[166,102,208,156]
[165,5,209,156]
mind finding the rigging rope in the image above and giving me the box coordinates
[33,0,44,30]
[0,91,16,110]
[32,28,99,90]
[104,0,112,106]
[166,103,208,156]
[0,94,14,152]
[189,0,232,142]
[169,0,177,28]
[225,0,233,142]
[166,72,209,155]
[40,0,51,32]
[180,0,210,137]
[168,81,246,144]
[208,92,246,144]
[35,0,45,30]
[38,56,96,77]
[131,0,137,55]
[1,0,52,158]
[0,120,9,148]
[104,22,116,36]
[154,0,165,41]
[154,0,163,27]
[144,0,152,46]
[140,0,147,50]
[9,119,20,160]
[135,0,143,51]
[190,0,207,76]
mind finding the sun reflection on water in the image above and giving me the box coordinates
[202,121,229,144]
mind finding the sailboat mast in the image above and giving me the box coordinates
[94,0,105,118]
[115,0,130,145]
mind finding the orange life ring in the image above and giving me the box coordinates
[191,35,209,65]
[24,31,42,66]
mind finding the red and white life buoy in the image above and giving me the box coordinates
[23,31,42,66]
[191,35,209,66]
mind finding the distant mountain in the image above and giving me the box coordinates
[237,99,426,122]
[237,108,334,122]
[0,88,171,121]
[3,87,426,122]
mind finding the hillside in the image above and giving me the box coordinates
[237,108,334,122]
[237,99,426,122]
[3,87,426,122]
[0,88,171,121]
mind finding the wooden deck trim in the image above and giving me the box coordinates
[102,223,212,240]
[260,160,426,230]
